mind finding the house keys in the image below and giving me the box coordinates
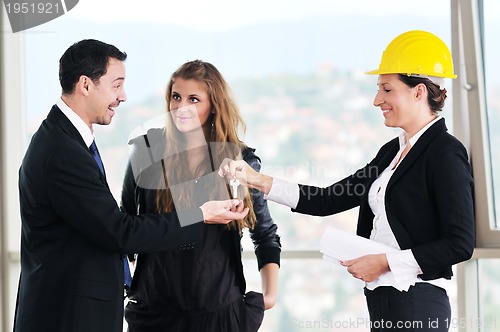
[230,178,240,199]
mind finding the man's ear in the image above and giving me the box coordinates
[77,75,91,95]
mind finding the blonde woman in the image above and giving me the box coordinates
[121,60,280,332]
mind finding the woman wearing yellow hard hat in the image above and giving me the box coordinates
[219,30,474,331]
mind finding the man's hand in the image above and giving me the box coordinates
[200,199,249,224]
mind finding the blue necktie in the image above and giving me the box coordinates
[89,141,105,175]
[89,140,132,289]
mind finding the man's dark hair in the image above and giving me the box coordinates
[59,39,127,94]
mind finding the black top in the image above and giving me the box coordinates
[120,129,281,325]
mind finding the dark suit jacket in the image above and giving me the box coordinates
[293,118,475,281]
[14,105,204,332]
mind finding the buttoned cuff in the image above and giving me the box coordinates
[386,249,423,283]
[264,177,300,209]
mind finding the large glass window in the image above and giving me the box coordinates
[478,259,500,331]
[476,1,500,331]
[23,0,453,244]
[483,0,500,228]
[15,1,457,331]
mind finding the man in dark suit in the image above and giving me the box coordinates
[13,39,249,332]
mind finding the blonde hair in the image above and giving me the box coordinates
[156,60,256,232]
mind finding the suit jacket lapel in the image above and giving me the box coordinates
[356,139,399,238]
[387,118,447,189]
[367,139,400,188]
[47,105,87,148]
[47,105,109,186]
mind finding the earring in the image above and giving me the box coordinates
[210,117,215,140]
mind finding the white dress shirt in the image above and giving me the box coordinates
[56,98,95,148]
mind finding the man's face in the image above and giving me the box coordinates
[86,57,127,126]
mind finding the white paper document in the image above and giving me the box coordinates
[319,226,399,261]
[320,227,413,291]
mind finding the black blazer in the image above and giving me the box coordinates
[293,118,475,281]
[14,105,204,332]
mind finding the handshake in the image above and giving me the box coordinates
[200,159,271,224]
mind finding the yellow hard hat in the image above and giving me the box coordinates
[366,30,457,79]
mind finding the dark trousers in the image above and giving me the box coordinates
[125,291,264,332]
[364,283,451,331]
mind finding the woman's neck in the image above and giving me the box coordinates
[183,129,208,150]
[403,114,438,141]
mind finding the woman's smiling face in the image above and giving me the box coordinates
[169,78,212,134]
[372,74,424,132]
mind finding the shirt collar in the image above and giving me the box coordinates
[56,98,95,148]
[398,116,442,148]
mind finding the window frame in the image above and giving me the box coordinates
[452,0,500,247]
[0,8,26,331]
[452,1,500,331]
